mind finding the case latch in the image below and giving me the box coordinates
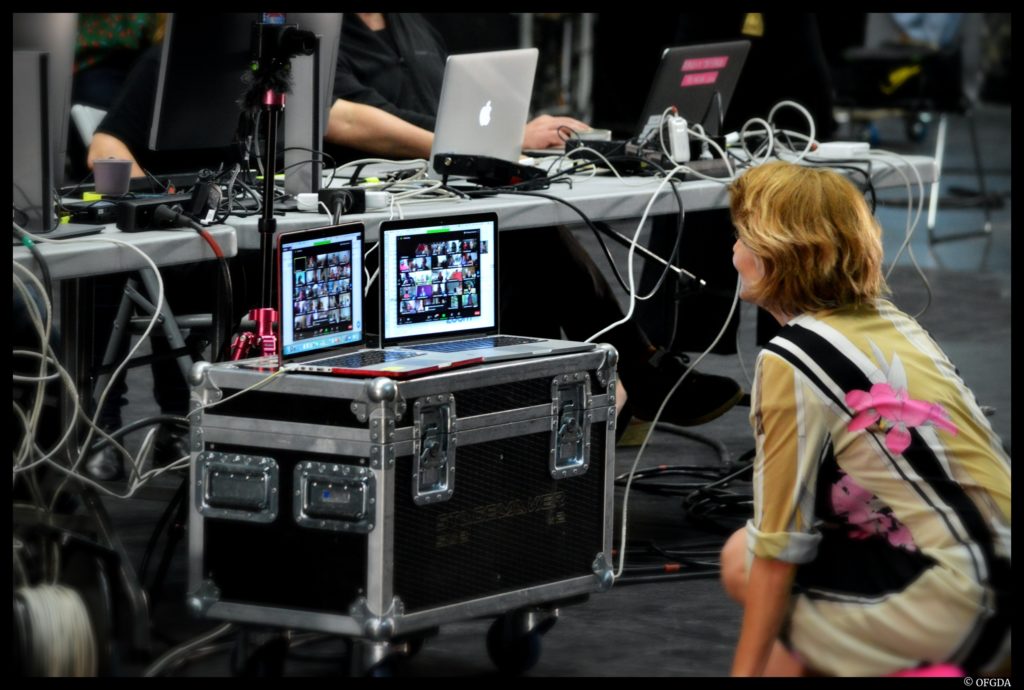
[551,373,591,479]
[293,462,376,533]
[413,395,456,505]
[194,452,279,523]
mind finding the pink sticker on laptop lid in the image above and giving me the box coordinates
[681,71,719,87]
[681,56,729,72]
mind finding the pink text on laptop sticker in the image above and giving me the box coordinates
[682,56,730,72]
[680,56,728,87]
[681,71,719,87]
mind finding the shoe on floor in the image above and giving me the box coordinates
[153,424,191,468]
[85,445,125,482]
[628,352,743,427]
[616,417,654,447]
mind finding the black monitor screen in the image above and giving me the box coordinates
[149,13,257,152]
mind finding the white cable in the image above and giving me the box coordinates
[584,162,689,343]
[681,127,736,181]
[14,228,170,507]
[614,275,743,581]
[11,350,84,472]
[867,149,931,318]
[16,584,97,677]
[738,117,775,166]
[868,149,926,273]
[734,304,754,388]
[143,622,236,677]
[10,277,139,488]
[10,265,53,469]
[13,538,30,587]
[767,99,816,161]
[186,368,289,421]
[557,146,655,187]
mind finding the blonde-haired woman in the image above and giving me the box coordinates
[721,161,1010,677]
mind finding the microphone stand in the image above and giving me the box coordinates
[231,19,315,360]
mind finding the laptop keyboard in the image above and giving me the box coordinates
[314,349,420,368]
[412,335,538,353]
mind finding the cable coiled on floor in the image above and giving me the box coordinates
[14,584,97,676]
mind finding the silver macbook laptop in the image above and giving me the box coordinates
[636,40,751,142]
[429,48,539,178]
[276,222,483,377]
[379,212,595,362]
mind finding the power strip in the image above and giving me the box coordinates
[814,141,870,159]
[297,190,391,213]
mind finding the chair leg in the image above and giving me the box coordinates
[966,108,993,234]
[92,270,203,415]
[136,268,200,383]
[926,113,948,243]
[927,110,995,248]
[92,277,142,416]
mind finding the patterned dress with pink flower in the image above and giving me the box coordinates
[745,301,1009,676]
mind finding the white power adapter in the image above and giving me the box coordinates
[814,141,870,159]
[296,193,321,213]
[666,116,690,163]
[364,190,392,210]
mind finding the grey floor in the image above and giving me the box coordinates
[101,102,1010,677]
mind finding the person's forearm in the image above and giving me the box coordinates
[326,99,433,160]
[88,132,145,178]
[731,556,796,676]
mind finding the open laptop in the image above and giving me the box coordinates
[636,40,751,142]
[428,48,539,179]
[379,212,595,362]
[275,222,484,377]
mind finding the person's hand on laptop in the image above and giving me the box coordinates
[523,114,592,150]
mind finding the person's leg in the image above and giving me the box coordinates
[764,642,809,676]
[720,527,810,677]
[720,526,748,603]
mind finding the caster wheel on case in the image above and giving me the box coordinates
[230,629,289,677]
[392,633,426,659]
[486,616,543,675]
[365,660,395,677]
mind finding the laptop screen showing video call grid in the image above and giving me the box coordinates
[380,214,498,346]
[278,224,364,361]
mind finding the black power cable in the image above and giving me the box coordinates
[153,205,235,361]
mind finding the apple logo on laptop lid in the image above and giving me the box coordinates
[478,100,492,127]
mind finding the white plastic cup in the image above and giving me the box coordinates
[93,158,133,196]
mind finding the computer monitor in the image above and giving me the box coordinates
[12,13,77,192]
[149,13,258,152]
[283,13,343,198]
